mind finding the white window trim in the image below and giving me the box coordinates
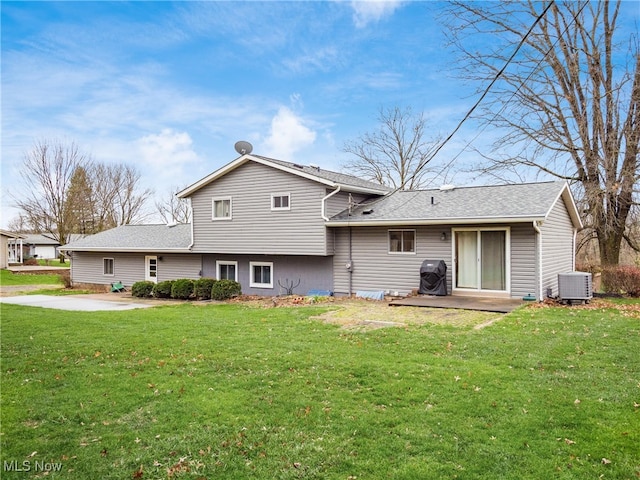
[250,261,273,289]
[216,260,238,281]
[103,257,115,276]
[271,193,291,211]
[388,229,417,254]
[212,197,232,221]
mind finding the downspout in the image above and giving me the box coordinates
[572,228,577,271]
[187,198,195,250]
[321,185,341,221]
[348,226,353,297]
[533,220,543,301]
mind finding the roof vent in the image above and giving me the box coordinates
[362,209,374,215]
[439,184,456,191]
[167,221,178,228]
[292,163,304,169]
[309,163,320,171]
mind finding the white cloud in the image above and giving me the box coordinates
[350,0,404,28]
[263,107,317,160]
[137,129,199,168]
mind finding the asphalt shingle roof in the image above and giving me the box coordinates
[60,224,192,251]
[329,181,568,223]
[254,156,391,193]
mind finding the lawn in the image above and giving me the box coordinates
[0,269,64,286]
[1,301,638,479]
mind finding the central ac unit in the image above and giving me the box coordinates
[558,272,593,303]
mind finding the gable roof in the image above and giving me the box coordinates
[60,224,192,253]
[177,154,390,198]
[327,181,582,228]
[22,234,60,245]
[0,229,25,239]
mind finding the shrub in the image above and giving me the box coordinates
[153,280,174,298]
[601,265,640,297]
[58,270,72,288]
[23,257,39,266]
[195,278,217,300]
[171,278,195,300]
[211,279,241,301]
[132,281,155,298]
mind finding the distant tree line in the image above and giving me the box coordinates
[10,139,152,260]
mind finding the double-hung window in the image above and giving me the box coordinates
[250,261,273,288]
[271,193,290,211]
[103,258,114,276]
[389,230,416,254]
[212,197,232,220]
[216,261,238,281]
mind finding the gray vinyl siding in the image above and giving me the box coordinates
[540,197,575,297]
[333,223,538,299]
[510,223,538,299]
[332,225,453,296]
[202,254,333,296]
[323,190,372,254]
[190,162,332,256]
[70,252,201,286]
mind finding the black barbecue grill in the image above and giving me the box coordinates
[418,259,447,296]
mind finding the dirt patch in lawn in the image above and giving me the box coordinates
[315,301,503,330]
[233,296,505,330]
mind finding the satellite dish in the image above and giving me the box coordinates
[234,140,253,155]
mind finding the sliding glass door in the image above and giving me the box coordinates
[454,229,509,293]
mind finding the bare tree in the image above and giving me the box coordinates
[342,106,442,189]
[443,0,639,266]
[12,140,153,253]
[155,186,192,224]
[12,140,89,259]
[83,163,152,230]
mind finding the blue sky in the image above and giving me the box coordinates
[5,1,634,229]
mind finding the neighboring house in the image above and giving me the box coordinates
[1,230,25,268]
[61,153,582,300]
[22,234,61,259]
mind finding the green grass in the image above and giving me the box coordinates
[36,259,70,268]
[0,269,64,286]
[1,302,638,479]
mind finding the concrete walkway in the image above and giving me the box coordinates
[0,294,154,311]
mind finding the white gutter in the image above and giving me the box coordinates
[321,185,341,221]
[326,215,545,227]
[533,220,543,301]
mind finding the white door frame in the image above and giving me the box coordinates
[145,255,158,283]
[452,227,511,295]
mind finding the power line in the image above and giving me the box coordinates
[402,0,556,189]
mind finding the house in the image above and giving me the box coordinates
[21,234,61,260]
[1,230,25,268]
[61,153,582,301]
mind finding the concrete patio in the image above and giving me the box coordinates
[389,295,526,313]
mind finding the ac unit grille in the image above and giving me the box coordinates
[558,272,593,301]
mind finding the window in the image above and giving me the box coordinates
[250,261,273,288]
[212,197,232,220]
[389,230,416,253]
[103,258,114,276]
[271,193,290,211]
[216,261,238,281]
